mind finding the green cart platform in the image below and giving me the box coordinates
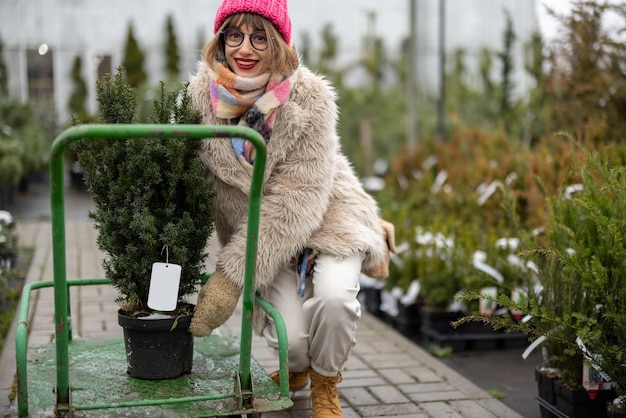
[15,124,293,417]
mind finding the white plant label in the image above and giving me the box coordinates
[147,262,181,311]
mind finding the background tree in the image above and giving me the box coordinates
[122,22,147,88]
[298,32,312,67]
[522,31,546,146]
[164,14,180,81]
[541,1,626,144]
[0,37,8,100]
[479,47,495,109]
[67,55,88,121]
[316,23,341,82]
[497,11,517,134]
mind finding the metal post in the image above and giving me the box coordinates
[407,0,418,151]
[49,130,71,412]
[437,0,446,139]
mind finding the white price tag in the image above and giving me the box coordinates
[479,287,498,316]
[147,262,182,311]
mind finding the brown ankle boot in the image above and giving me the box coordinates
[269,369,310,392]
[309,369,343,417]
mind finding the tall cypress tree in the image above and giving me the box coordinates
[497,11,516,133]
[68,55,88,120]
[0,36,8,100]
[164,15,180,80]
[122,22,147,88]
[542,1,626,144]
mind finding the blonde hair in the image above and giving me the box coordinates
[203,13,299,77]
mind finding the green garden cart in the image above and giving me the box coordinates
[14,124,293,417]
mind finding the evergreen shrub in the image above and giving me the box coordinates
[456,146,626,403]
[73,67,214,315]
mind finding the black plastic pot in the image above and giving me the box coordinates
[118,310,194,380]
[535,369,617,418]
[358,287,382,316]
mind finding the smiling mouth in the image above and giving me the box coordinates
[235,59,257,70]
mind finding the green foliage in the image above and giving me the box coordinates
[0,100,48,186]
[428,343,453,358]
[487,388,505,400]
[164,15,180,80]
[0,141,23,187]
[0,220,23,354]
[73,68,214,313]
[0,215,17,269]
[122,23,147,88]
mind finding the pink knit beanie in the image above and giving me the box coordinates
[214,0,292,45]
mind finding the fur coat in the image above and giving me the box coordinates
[188,61,387,299]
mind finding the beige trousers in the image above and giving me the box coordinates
[261,253,363,377]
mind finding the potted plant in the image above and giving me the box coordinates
[72,67,214,379]
[459,224,536,350]
[412,220,479,350]
[455,147,626,417]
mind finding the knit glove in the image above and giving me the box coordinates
[361,219,397,279]
[189,268,241,337]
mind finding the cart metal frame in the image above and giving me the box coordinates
[15,124,293,417]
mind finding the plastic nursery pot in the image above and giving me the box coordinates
[118,310,194,380]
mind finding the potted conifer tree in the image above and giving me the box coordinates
[72,67,214,380]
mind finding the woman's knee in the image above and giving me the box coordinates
[286,329,309,353]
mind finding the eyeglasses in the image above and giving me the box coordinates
[221,29,270,51]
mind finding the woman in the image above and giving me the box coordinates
[188,1,395,416]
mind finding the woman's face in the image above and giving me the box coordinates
[224,23,270,78]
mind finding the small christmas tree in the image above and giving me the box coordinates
[73,67,214,315]
[67,55,88,120]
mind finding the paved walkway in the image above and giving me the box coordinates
[0,183,525,417]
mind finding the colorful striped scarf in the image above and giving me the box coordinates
[208,62,296,164]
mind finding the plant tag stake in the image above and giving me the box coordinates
[147,246,181,311]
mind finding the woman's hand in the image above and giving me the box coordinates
[190,268,241,337]
[380,219,397,254]
[361,219,396,279]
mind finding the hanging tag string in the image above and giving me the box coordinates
[161,245,169,265]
